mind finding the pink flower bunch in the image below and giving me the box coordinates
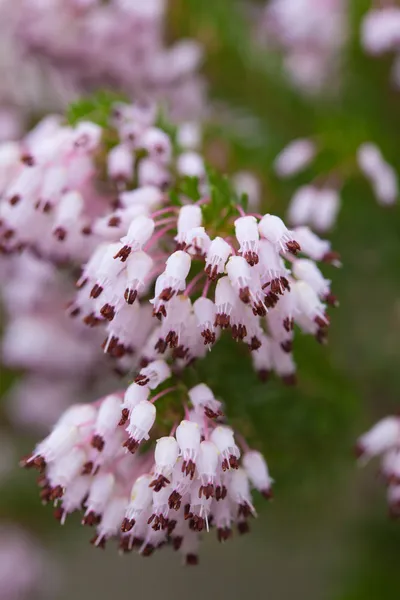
[0,252,109,430]
[357,416,400,517]
[0,98,340,562]
[259,0,346,93]
[275,138,398,233]
[10,0,204,120]
[23,381,273,563]
[361,5,400,88]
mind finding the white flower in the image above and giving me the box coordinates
[189,383,222,419]
[234,215,259,266]
[176,420,201,479]
[124,400,156,453]
[210,426,240,471]
[205,237,232,280]
[258,214,300,254]
[274,139,316,178]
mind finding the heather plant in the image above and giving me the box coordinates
[0,1,399,598]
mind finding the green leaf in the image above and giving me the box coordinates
[65,90,128,127]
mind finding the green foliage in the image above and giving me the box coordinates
[65,90,128,127]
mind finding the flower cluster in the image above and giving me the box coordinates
[356,416,400,517]
[0,98,340,562]
[258,0,346,93]
[361,6,400,88]
[275,138,398,233]
[9,0,204,120]
[0,252,109,430]
[23,381,273,563]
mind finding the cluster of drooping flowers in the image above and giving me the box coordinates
[4,0,204,121]
[0,98,341,561]
[258,0,346,93]
[275,138,398,233]
[0,99,340,383]
[361,5,400,88]
[0,251,111,430]
[22,381,273,563]
[356,416,400,518]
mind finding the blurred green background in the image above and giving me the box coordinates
[1,1,400,598]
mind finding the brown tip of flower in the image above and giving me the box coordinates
[90,284,103,299]
[315,314,330,328]
[119,537,133,554]
[282,373,297,386]
[239,287,251,304]
[232,323,247,341]
[172,536,183,551]
[168,491,182,511]
[3,229,14,240]
[124,288,138,305]
[91,434,105,452]
[32,456,46,472]
[316,329,328,345]
[114,245,131,262]
[40,486,52,504]
[204,406,223,419]
[237,521,250,535]
[81,225,92,236]
[264,291,279,308]
[270,278,286,295]
[323,251,341,265]
[100,303,115,321]
[258,369,271,383]
[19,454,34,469]
[165,330,179,349]
[286,240,301,255]
[84,313,102,327]
[122,437,140,454]
[182,459,196,479]
[54,507,65,522]
[141,544,155,557]
[229,455,239,469]
[82,511,101,527]
[149,474,170,492]
[280,340,293,353]
[262,488,273,500]
[214,313,230,329]
[249,336,262,351]
[155,338,168,354]
[21,153,35,166]
[243,251,259,267]
[135,373,149,386]
[50,485,64,501]
[119,408,129,426]
[53,227,66,241]
[160,287,174,302]
[217,527,232,543]
[9,194,20,206]
[354,442,365,459]
[108,216,121,227]
[186,553,199,566]
[205,264,219,281]
[201,329,216,345]
[121,518,135,533]
[90,535,106,549]
[199,483,214,500]
[283,317,294,332]
[325,293,339,307]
